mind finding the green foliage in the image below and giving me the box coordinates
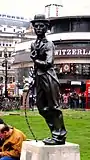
[1,109,90,160]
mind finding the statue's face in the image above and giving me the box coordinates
[34,22,47,36]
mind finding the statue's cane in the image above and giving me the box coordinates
[24,85,37,142]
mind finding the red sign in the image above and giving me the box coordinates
[86,80,90,109]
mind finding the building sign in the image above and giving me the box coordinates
[62,64,70,72]
[55,47,90,57]
[45,4,62,18]
[71,81,81,85]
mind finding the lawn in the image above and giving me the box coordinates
[0,109,90,160]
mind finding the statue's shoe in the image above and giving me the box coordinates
[52,130,67,137]
[43,137,66,145]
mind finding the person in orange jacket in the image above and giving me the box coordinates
[0,120,26,160]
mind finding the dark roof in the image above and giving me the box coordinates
[14,52,32,64]
[0,18,30,28]
[48,15,90,21]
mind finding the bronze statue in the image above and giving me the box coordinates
[30,14,67,145]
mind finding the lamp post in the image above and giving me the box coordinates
[4,52,8,98]
[16,31,25,42]
[2,48,8,98]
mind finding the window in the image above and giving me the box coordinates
[71,20,88,32]
[10,77,12,83]
[13,29,15,32]
[12,16,15,19]
[7,15,11,18]
[0,77,3,83]
[7,77,12,83]
[21,17,24,20]
[0,51,2,57]
[8,52,11,57]
[2,14,6,17]
[8,65,11,69]
[13,77,15,82]
[51,20,69,33]
[16,16,20,19]
[50,18,90,33]
[75,64,82,75]
[82,64,90,75]
[55,41,90,48]
[4,28,6,31]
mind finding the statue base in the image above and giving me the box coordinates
[20,140,80,160]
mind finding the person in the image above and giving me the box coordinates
[80,93,86,109]
[23,78,30,92]
[0,119,26,160]
[0,119,5,148]
[30,14,67,145]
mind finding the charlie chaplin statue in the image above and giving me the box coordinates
[30,14,67,145]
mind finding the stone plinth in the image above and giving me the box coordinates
[20,140,80,160]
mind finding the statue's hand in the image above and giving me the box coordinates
[30,53,37,61]
[30,54,35,59]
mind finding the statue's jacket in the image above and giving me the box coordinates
[31,38,60,85]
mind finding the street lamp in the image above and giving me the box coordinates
[16,31,25,42]
[2,48,8,98]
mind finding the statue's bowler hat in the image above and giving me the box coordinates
[31,14,50,26]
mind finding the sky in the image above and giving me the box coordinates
[0,0,90,19]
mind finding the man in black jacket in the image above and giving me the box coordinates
[30,14,67,145]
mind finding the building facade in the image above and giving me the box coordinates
[0,13,31,95]
[14,14,90,97]
[48,15,90,93]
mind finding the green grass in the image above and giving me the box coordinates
[1,109,90,160]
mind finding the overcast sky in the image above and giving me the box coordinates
[0,0,90,19]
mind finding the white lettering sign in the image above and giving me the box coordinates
[55,48,90,56]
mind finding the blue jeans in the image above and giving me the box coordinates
[0,156,19,160]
